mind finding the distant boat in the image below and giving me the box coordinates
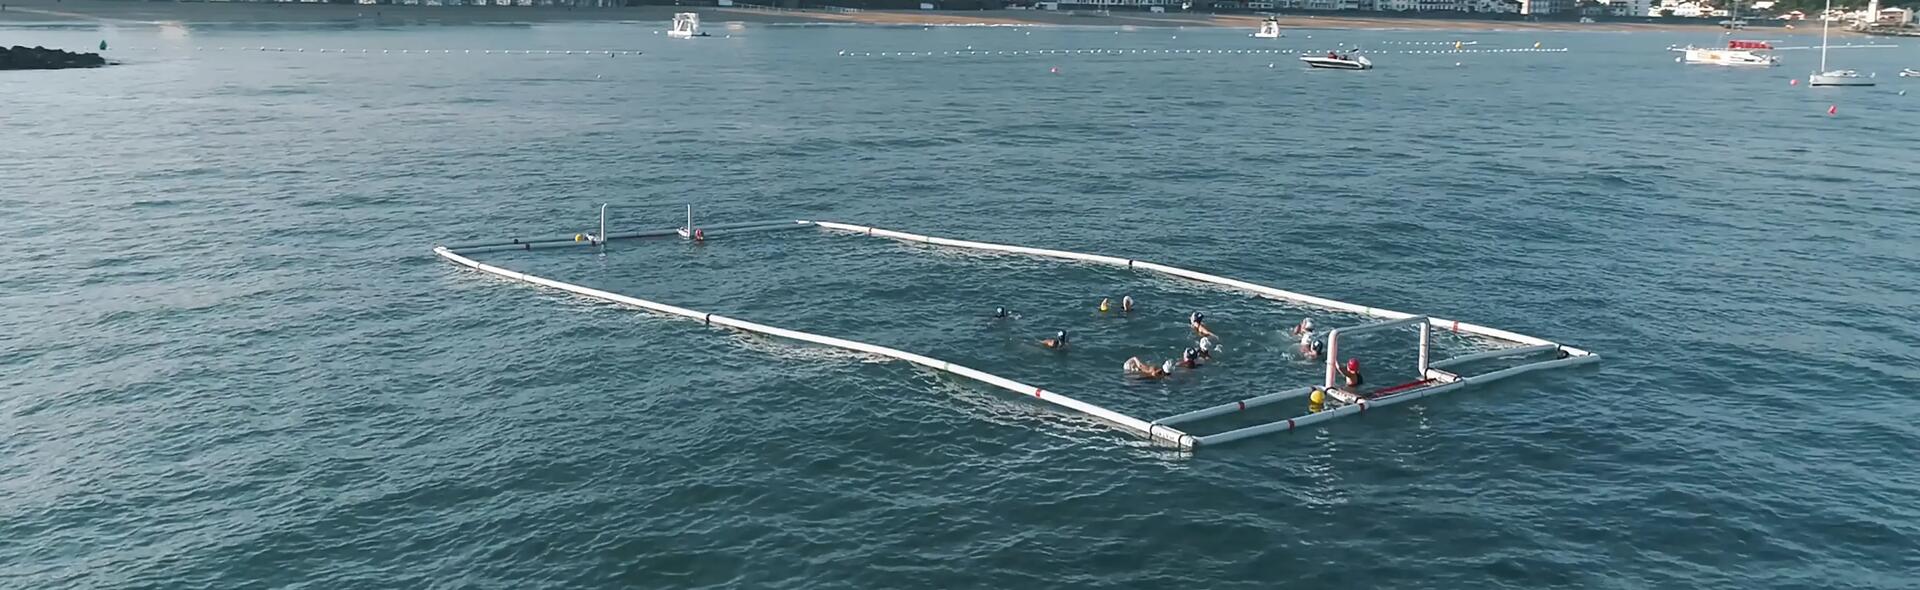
[1253,17,1282,39]
[1901,68,1919,77]
[1300,53,1372,70]
[1809,0,1874,86]
[1675,39,1779,66]
[668,12,709,39]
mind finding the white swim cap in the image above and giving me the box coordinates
[1199,337,1213,351]
[1162,360,1176,373]
[1303,318,1315,330]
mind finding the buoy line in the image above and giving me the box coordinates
[835,47,1569,58]
[107,46,644,56]
[436,208,1598,453]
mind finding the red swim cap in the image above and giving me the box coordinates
[1347,358,1360,372]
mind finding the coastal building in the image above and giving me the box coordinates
[1520,0,1568,14]
[1608,0,1650,16]
[1879,6,1913,25]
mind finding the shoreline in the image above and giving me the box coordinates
[0,0,1802,34]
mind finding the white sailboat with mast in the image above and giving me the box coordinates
[1808,0,1874,86]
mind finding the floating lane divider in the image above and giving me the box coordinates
[833,47,1569,58]
[434,221,1196,451]
[437,216,1596,452]
[811,221,1599,448]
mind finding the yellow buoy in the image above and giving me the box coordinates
[574,234,584,242]
[1098,297,1110,313]
[1308,388,1326,413]
[1534,42,1542,49]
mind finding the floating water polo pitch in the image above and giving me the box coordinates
[435,207,1598,452]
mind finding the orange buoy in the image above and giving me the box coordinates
[1828,104,1838,115]
[1049,66,1058,74]
[1789,78,1799,86]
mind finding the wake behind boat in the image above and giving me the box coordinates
[1301,52,1372,70]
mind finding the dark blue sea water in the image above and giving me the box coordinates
[3,19,1918,588]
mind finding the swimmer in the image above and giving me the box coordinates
[692,228,705,242]
[1189,311,1217,340]
[1179,347,1203,369]
[1121,295,1135,313]
[1196,336,1215,359]
[1041,330,1070,350]
[993,307,1012,319]
[1124,356,1174,379]
[1340,357,1364,388]
[1304,338,1324,360]
[1291,317,1315,337]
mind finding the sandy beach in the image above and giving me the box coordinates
[1,0,1762,33]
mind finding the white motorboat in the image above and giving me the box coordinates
[1900,68,1919,77]
[1300,53,1371,70]
[1676,40,1779,66]
[1808,0,1873,86]
[668,12,709,39]
[1253,17,1282,39]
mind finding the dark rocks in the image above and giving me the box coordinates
[0,45,109,71]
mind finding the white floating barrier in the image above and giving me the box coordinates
[439,213,1596,453]
[814,221,1600,448]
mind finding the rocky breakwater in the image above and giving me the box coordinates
[1,45,109,71]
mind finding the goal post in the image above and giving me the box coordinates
[1324,316,1430,391]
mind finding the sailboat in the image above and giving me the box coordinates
[1808,0,1874,86]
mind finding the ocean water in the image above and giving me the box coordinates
[3,19,1918,588]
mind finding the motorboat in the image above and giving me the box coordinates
[1253,17,1282,39]
[1900,68,1919,77]
[1300,53,1371,70]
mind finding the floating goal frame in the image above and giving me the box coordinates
[434,207,1598,452]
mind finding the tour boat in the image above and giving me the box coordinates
[1675,39,1779,66]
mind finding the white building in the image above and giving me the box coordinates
[1608,0,1649,15]
[1520,0,1568,14]
[1880,6,1914,25]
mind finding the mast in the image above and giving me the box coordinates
[1819,0,1832,72]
